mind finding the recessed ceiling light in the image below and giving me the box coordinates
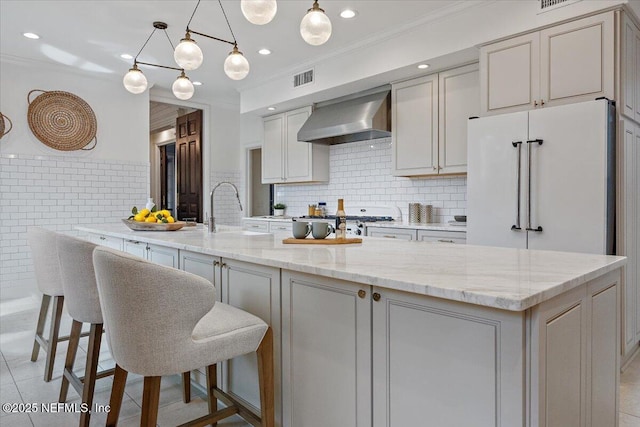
[120,53,133,60]
[340,9,358,19]
[258,48,271,55]
[417,64,430,69]
[267,107,276,111]
[23,32,40,39]
[193,81,203,86]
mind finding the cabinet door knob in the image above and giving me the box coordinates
[213,260,220,267]
[221,263,227,269]
[358,290,366,299]
[540,99,545,106]
[373,292,381,302]
[534,100,538,107]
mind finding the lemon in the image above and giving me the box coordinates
[139,208,150,217]
[145,216,157,223]
[133,213,145,222]
[166,216,175,223]
[160,210,171,218]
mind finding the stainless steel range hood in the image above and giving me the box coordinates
[297,86,391,145]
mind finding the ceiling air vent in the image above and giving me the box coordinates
[293,69,314,88]
[538,0,581,13]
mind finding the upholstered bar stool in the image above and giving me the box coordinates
[56,234,113,427]
[27,227,88,382]
[93,247,274,427]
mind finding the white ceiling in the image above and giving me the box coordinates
[0,0,473,107]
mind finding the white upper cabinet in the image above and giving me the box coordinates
[480,11,614,116]
[392,63,479,177]
[262,106,329,184]
[621,13,640,122]
[392,73,439,176]
[438,64,480,174]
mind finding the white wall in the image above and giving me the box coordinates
[0,58,149,161]
[0,58,150,300]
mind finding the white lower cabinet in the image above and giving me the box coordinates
[87,233,123,250]
[123,239,147,259]
[281,271,371,427]
[123,240,179,268]
[366,227,416,240]
[242,219,270,232]
[417,229,466,244]
[268,221,292,233]
[530,270,620,427]
[220,259,282,425]
[372,287,525,426]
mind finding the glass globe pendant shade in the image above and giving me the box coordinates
[241,0,277,25]
[172,72,195,100]
[224,46,250,80]
[300,1,332,46]
[123,64,148,94]
[174,33,203,70]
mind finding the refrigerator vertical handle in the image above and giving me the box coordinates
[526,139,544,232]
[511,141,522,231]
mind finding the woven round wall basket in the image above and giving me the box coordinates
[27,89,98,151]
[0,112,13,140]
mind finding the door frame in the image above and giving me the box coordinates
[150,94,211,219]
[245,143,262,217]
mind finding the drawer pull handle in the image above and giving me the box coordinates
[373,292,381,302]
[437,239,455,243]
[358,290,366,299]
[382,235,396,239]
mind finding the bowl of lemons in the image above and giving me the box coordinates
[122,207,185,231]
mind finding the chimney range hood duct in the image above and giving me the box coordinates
[297,87,391,145]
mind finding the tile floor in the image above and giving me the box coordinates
[1,293,639,426]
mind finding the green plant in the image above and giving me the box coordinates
[273,203,286,209]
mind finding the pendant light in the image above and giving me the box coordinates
[224,45,250,80]
[300,0,332,46]
[172,71,195,100]
[174,32,203,70]
[177,0,251,81]
[122,22,196,100]
[241,0,277,25]
[123,63,148,94]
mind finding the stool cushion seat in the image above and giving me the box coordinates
[93,247,268,377]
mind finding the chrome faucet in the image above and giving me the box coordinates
[209,182,243,233]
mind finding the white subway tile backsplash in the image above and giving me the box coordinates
[0,153,149,295]
[274,137,466,223]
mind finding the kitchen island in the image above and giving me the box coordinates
[78,224,625,427]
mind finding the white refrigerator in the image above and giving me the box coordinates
[467,99,615,255]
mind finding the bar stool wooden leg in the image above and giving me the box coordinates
[59,320,82,402]
[78,323,103,427]
[256,327,274,427]
[44,296,64,382]
[206,364,218,427]
[141,376,161,427]
[31,294,51,362]
[182,371,191,403]
[106,364,128,427]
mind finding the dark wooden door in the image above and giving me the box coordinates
[176,110,202,222]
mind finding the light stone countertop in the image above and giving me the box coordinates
[78,224,625,312]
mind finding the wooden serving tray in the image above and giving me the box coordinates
[282,237,362,244]
[122,219,186,231]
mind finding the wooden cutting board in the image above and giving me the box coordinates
[282,237,363,244]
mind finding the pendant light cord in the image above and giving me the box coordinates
[134,28,157,61]
[186,0,201,30]
[218,0,237,45]
[163,29,175,50]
